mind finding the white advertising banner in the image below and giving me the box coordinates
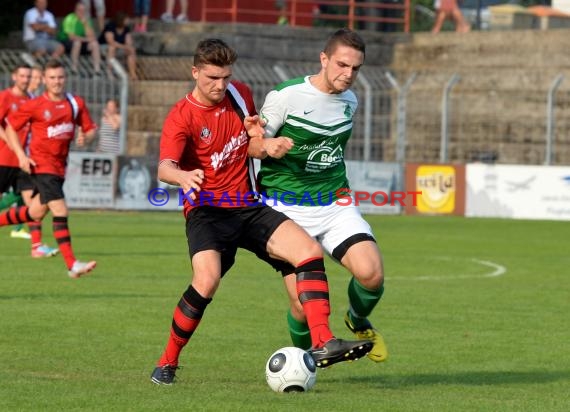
[64,152,116,209]
[466,164,570,221]
[345,161,402,215]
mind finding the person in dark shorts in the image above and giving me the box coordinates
[150,38,372,385]
[1,59,97,278]
[0,63,57,256]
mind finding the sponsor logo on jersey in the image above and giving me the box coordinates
[200,127,212,144]
[305,145,343,173]
[47,122,74,139]
[343,104,352,118]
[210,131,248,170]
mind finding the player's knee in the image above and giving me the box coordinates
[355,266,384,290]
[302,239,323,260]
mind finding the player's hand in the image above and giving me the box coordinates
[244,115,266,139]
[179,169,204,200]
[76,130,86,147]
[264,136,293,159]
[19,156,36,174]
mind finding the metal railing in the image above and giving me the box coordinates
[6,50,570,166]
[200,0,410,32]
[0,51,129,154]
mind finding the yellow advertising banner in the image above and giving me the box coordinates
[405,164,465,216]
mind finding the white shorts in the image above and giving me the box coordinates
[271,200,375,260]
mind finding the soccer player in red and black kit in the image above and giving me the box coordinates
[150,38,373,385]
[0,63,58,257]
[1,59,97,278]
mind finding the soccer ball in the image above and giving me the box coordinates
[265,347,317,393]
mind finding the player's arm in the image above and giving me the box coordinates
[247,89,293,159]
[76,98,97,147]
[76,127,97,147]
[158,109,203,198]
[248,135,293,159]
[6,124,35,173]
[158,160,203,200]
[0,125,7,144]
[0,94,8,143]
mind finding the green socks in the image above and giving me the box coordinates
[287,309,312,350]
[347,277,384,329]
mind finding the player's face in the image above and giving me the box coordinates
[43,67,66,98]
[191,64,232,106]
[320,45,364,94]
[12,68,31,93]
[28,69,42,93]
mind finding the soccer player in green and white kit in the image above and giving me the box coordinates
[250,28,388,363]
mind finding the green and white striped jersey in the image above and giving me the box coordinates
[259,76,357,203]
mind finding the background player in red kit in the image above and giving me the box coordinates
[1,59,97,278]
[150,38,372,385]
[0,63,58,256]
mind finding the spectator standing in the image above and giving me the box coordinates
[161,0,189,23]
[99,12,138,80]
[58,1,102,75]
[431,0,471,33]
[82,0,106,33]
[133,0,151,32]
[23,0,65,59]
[97,99,121,154]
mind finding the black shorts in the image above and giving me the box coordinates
[185,204,295,277]
[15,170,35,193]
[0,166,19,193]
[31,173,65,204]
[63,40,91,55]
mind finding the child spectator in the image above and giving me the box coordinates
[97,99,121,154]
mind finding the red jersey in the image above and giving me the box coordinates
[7,92,96,177]
[159,81,257,217]
[0,88,31,167]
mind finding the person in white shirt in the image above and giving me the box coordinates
[23,0,65,58]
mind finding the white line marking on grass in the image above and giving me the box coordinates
[389,257,507,281]
[473,259,507,278]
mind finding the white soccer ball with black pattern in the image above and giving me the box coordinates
[265,347,317,393]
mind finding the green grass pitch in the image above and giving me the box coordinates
[1,211,569,411]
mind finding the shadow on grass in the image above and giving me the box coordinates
[342,370,570,387]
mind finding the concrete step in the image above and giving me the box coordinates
[127,105,172,133]
[392,29,570,72]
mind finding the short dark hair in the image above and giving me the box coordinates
[114,11,128,28]
[323,28,366,58]
[44,59,65,71]
[193,39,238,68]
[12,63,31,74]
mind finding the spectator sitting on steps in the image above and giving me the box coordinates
[58,1,102,75]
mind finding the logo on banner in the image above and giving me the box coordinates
[415,165,456,213]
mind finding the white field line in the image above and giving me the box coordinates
[388,257,507,281]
